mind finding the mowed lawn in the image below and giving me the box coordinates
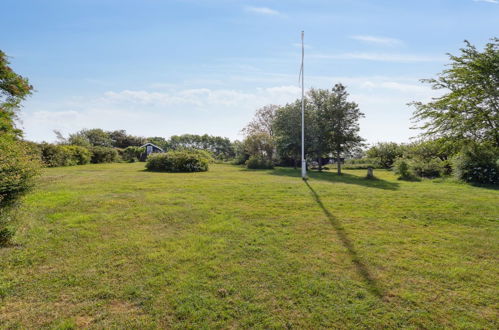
[1,163,498,328]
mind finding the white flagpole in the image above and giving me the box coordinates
[301,31,307,179]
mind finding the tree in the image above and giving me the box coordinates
[243,132,275,161]
[242,104,279,137]
[314,84,365,175]
[108,130,146,148]
[273,100,315,169]
[411,38,499,148]
[366,142,405,168]
[68,128,113,147]
[0,50,33,137]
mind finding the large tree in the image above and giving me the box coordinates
[411,38,499,148]
[273,100,315,169]
[0,51,33,137]
[242,104,279,137]
[313,84,365,175]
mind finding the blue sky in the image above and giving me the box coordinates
[3,0,498,143]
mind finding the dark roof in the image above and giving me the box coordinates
[141,142,164,152]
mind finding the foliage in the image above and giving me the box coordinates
[108,130,146,148]
[243,132,275,164]
[232,140,249,165]
[68,128,113,147]
[453,143,499,184]
[146,150,209,172]
[411,38,499,148]
[39,143,91,167]
[242,104,279,137]
[90,146,119,164]
[392,158,414,180]
[273,100,315,168]
[122,146,145,163]
[409,157,445,179]
[366,142,405,169]
[168,134,234,160]
[308,84,365,174]
[0,137,40,245]
[0,50,33,137]
[246,155,274,169]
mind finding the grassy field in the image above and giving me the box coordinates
[1,163,498,328]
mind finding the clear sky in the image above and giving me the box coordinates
[2,0,498,144]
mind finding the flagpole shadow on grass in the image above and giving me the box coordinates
[304,180,384,299]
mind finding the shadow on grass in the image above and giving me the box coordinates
[271,167,400,190]
[304,180,384,299]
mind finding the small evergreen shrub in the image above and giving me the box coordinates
[246,156,274,169]
[146,150,209,172]
[90,146,119,163]
[123,146,145,162]
[453,145,499,184]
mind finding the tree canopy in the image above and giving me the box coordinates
[411,38,499,148]
[0,50,33,137]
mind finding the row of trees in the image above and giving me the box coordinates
[56,129,235,161]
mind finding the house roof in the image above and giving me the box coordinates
[141,142,164,152]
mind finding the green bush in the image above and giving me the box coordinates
[123,146,145,162]
[393,157,444,180]
[90,146,119,164]
[366,142,405,169]
[62,145,91,165]
[246,156,274,169]
[410,158,445,178]
[0,137,41,245]
[393,158,413,180]
[39,144,91,167]
[453,144,499,184]
[146,150,209,172]
[40,143,66,167]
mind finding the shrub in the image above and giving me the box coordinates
[453,144,499,184]
[90,146,119,164]
[410,158,445,178]
[123,146,145,162]
[393,158,413,180]
[39,143,66,167]
[0,137,41,245]
[246,156,274,169]
[62,145,91,165]
[366,142,405,168]
[146,150,209,172]
[39,144,91,167]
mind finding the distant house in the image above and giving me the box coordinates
[141,142,164,160]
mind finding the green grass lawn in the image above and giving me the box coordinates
[1,163,498,328]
